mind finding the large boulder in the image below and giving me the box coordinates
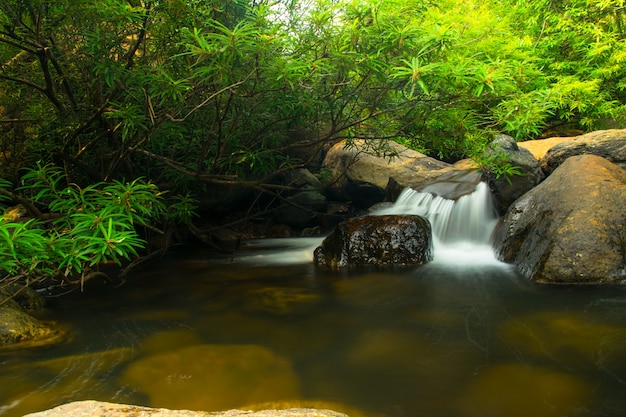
[321,140,450,208]
[314,215,433,268]
[493,154,626,284]
[540,129,626,175]
[482,134,545,215]
[517,136,573,160]
[23,401,351,417]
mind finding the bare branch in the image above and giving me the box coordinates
[164,71,256,122]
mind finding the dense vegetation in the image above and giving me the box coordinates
[1,0,625,294]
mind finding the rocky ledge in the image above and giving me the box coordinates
[23,400,351,417]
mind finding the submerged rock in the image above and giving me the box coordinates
[314,215,433,268]
[23,400,350,417]
[454,364,590,417]
[120,344,300,412]
[493,154,626,284]
[499,311,626,369]
[242,287,322,315]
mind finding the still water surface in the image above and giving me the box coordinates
[2,238,626,417]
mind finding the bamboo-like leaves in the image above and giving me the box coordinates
[392,57,440,97]
[3,164,173,281]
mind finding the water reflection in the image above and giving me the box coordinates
[1,238,626,417]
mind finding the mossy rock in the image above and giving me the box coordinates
[0,306,63,347]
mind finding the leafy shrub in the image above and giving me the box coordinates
[0,164,173,290]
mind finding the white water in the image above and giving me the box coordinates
[234,237,325,265]
[374,182,503,265]
[234,181,504,267]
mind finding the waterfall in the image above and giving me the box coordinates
[374,182,502,265]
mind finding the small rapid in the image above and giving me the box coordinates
[374,182,503,265]
[232,179,504,267]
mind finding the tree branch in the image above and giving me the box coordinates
[164,71,255,122]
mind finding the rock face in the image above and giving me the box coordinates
[517,136,573,159]
[540,129,626,174]
[414,168,483,200]
[482,135,545,215]
[23,400,350,417]
[493,154,626,284]
[322,140,449,208]
[314,215,433,268]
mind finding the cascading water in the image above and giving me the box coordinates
[234,175,504,266]
[374,181,502,265]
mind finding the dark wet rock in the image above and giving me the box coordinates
[540,129,626,174]
[482,134,545,215]
[266,224,295,238]
[493,154,626,284]
[120,344,300,411]
[280,167,324,190]
[23,400,351,417]
[272,188,327,230]
[314,215,433,268]
[272,168,328,229]
[321,140,449,208]
[0,304,60,346]
[1,284,46,312]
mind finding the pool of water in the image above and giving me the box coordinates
[2,238,626,417]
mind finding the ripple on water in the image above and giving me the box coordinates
[0,347,136,416]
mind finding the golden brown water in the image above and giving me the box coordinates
[2,238,626,417]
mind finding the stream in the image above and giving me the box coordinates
[2,182,626,417]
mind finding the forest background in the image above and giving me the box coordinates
[1,0,625,294]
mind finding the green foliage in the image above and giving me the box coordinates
[473,148,525,185]
[166,193,199,224]
[3,0,624,179]
[0,219,50,277]
[1,164,173,285]
[0,0,625,278]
